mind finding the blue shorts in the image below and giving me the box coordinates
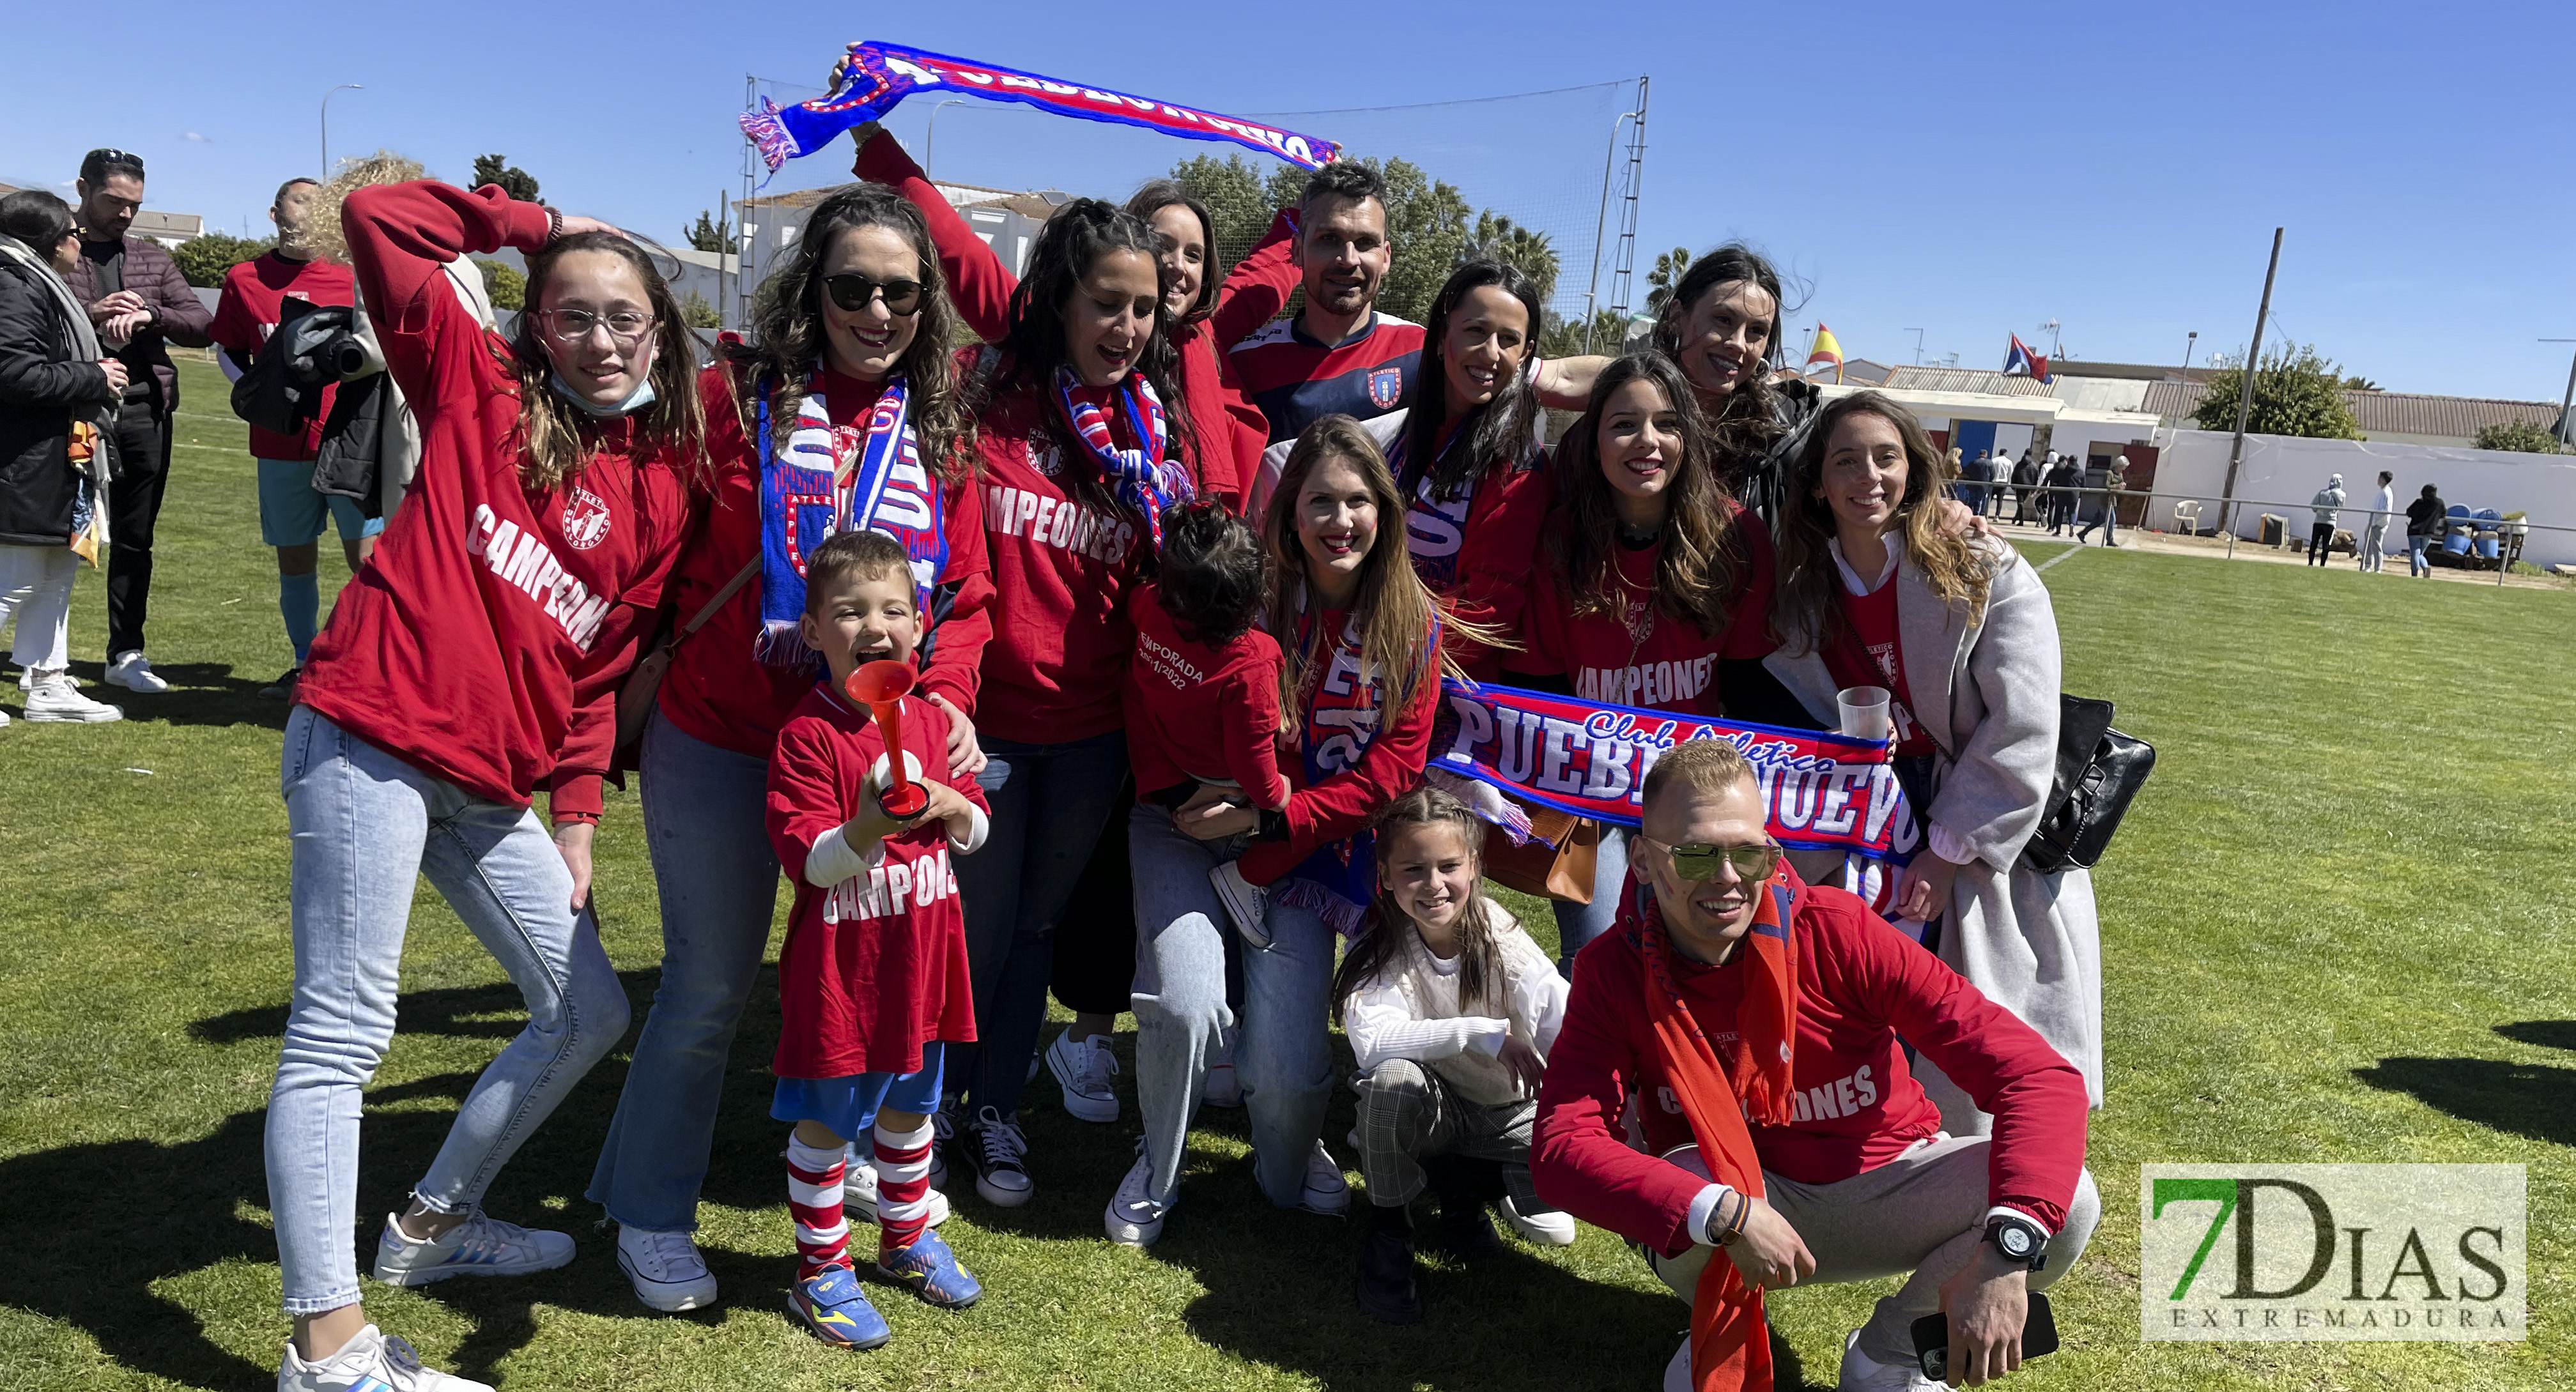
[773,1042,949,1140]
[258,458,384,547]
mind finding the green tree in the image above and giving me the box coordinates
[1645,246,1693,315]
[1168,153,1274,267]
[1460,212,1559,307]
[471,154,541,204]
[475,258,525,311]
[684,208,731,255]
[2341,374,2382,392]
[1538,307,1635,363]
[2189,343,2363,440]
[679,290,722,330]
[171,232,273,289]
[2472,418,2570,455]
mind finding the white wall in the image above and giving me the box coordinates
[2150,429,2576,567]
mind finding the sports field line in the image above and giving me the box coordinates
[2032,543,2085,573]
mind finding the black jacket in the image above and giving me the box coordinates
[2405,494,2446,537]
[0,256,118,546]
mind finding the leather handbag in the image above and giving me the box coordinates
[2020,694,2154,873]
[615,557,762,752]
[1483,798,1601,904]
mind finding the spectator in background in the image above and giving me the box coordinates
[2012,450,2043,525]
[0,189,128,723]
[63,148,213,695]
[2076,454,2125,546]
[2358,470,2395,573]
[212,178,370,700]
[2305,473,2346,567]
[1985,450,2015,517]
[2405,483,2444,577]
[2044,452,2081,535]
[1958,448,1991,515]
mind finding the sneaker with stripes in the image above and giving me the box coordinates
[371,1207,573,1287]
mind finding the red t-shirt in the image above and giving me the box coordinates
[1531,867,2090,1255]
[656,366,992,761]
[1516,505,1778,716]
[1823,576,1934,757]
[297,182,697,818]
[1403,445,1553,682]
[210,252,359,461]
[1123,583,1289,807]
[767,685,989,1079]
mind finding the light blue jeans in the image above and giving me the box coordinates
[267,707,629,1314]
[1129,804,1337,1208]
[2408,533,2433,576]
[1550,825,1640,975]
[585,709,780,1233]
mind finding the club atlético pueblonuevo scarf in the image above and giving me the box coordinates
[755,370,948,669]
[1054,366,1190,551]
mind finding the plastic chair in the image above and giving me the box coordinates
[2171,500,2202,534]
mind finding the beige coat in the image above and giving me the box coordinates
[1762,539,2103,1129]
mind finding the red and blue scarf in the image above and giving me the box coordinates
[1055,366,1189,550]
[755,371,948,668]
[1271,599,1434,935]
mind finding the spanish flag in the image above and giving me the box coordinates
[1805,323,1844,383]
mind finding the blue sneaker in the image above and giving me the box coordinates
[789,1265,890,1349]
[876,1230,982,1309]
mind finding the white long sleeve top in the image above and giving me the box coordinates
[1343,899,1570,1108]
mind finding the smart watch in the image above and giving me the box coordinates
[1983,1214,2048,1271]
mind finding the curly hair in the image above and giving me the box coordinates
[1545,352,1748,639]
[1155,498,1268,646]
[1772,390,1992,655]
[1652,243,1789,482]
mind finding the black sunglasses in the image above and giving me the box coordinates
[822,272,923,316]
[85,148,144,176]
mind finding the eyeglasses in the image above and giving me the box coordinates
[1641,837,1780,885]
[536,308,656,346]
[84,148,144,176]
[822,273,923,316]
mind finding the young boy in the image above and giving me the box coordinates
[767,529,990,1349]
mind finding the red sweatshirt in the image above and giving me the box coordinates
[1404,447,1554,682]
[855,133,1299,505]
[767,685,988,1078]
[297,182,697,818]
[210,251,358,461]
[1123,583,1289,807]
[1531,867,2088,1255]
[1235,608,1439,885]
[1515,505,1778,715]
[656,365,991,761]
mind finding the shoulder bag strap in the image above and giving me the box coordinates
[675,556,763,645]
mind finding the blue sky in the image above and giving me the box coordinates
[8,1,2570,401]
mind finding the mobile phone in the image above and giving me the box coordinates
[1911,1290,2056,1382]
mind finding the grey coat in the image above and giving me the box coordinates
[1762,539,2104,1130]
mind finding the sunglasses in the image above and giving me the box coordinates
[1644,837,1781,885]
[85,148,144,176]
[822,273,923,316]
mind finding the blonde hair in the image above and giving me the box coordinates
[1640,737,1755,812]
[1773,391,1992,656]
[305,151,426,265]
[1261,416,1452,720]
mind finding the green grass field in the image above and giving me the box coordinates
[2,355,2569,1390]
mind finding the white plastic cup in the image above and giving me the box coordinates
[1837,685,1892,742]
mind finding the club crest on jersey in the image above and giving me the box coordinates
[1028,432,1065,478]
[1367,366,1404,410]
[559,484,613,551]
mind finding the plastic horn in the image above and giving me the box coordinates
[845,660,929,819]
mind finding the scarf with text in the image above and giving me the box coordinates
[755,371,948,668]
[742,43,1339,175]
[1270,602,1428,935]
[1392,417,1477,591]
[1056,366,1187,551]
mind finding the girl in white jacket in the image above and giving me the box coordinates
[1333,786,1572,1324]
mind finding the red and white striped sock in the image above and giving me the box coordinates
[785,1133,850,1278]
[871,1117,937,1256]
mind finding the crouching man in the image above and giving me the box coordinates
[1532,738,2099,1391]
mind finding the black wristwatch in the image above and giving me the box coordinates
[1983,1214,2049,1271]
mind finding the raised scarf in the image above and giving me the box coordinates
[1054,366,1187,550]
[754,370,948,668]
[1628,866,1801,1392]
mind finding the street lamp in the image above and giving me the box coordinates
[2180,330,2199,376]
[320,84,362,180]
[2544,339,2576,447]
[923,99,968,181]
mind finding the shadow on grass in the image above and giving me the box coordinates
[2352,1021,2576,1148]
[34,658,293,731]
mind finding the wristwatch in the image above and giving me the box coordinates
[1983,1214,2049,1271]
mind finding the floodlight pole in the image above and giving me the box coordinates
[924,100,968,182]
[1905,328,1925,366]
[1581,98,1643,355]
[2217,227,2283,539]
[2546,338,2576,447]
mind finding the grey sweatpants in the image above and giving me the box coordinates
[1354,1058,1540,1211]
[1754,1133,2099,1366]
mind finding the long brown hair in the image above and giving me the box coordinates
[1547,351,1747,638]
[738,182,971,480]
[504,231,709,492]
[1651,243,1789,478]
[1773,390,1993,656]
[1262,416,1450,722]
[1125,180,1220,326]
[1330,786,1504,1023]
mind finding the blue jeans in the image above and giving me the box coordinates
[1550,825,1642,975]
[585,710,780,1232]
[1129,804,1336,1208]
[955,730,1128,1117]
[267,707,629,1314]
[2408,533,2433,576]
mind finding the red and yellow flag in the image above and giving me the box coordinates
[1805,323,1844,383]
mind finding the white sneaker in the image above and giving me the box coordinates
[1202,1025,1243,1108]
[615,1224,717,1312]
[1210,860,1270,949]
[1499,1194,1577,1246]
[24,673,121,723]
[371,1208,575,1286]
[1297,1139,1349,1216]
[843,1152,952,1228]
[1046,1028,1120,1123]
[105,650,169,693]
[0,705,12,727]
[966,1106,1033,1207]
[277,1322,491,1391]
[1662,1338,1692,1392]
[1837,1327,1943,1391]
[1104,1142,1173,1248]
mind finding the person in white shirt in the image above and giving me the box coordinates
[2358,470,2395,572]
[1336,786,1573,1324]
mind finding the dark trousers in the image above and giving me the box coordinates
[2308,522,2334,565]
[1052,776,1140,1018]
[105,397,173,657]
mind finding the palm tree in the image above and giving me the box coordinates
[1460,213,1559,309]
[1645,246,1692,315]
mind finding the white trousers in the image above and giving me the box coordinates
[0,544,75,673]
